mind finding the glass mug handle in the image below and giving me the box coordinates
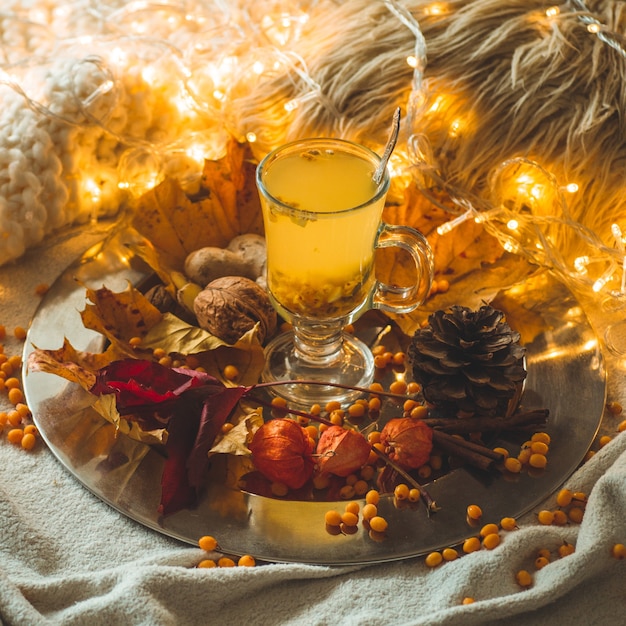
[372,223,434,314]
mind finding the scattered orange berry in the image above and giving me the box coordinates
[198,535,218,552]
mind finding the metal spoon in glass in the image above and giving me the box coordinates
[373,106,401,185]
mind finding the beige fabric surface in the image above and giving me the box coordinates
[0,225,625,626]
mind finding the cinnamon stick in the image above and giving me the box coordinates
[423,409,549,434]
[431,430,505,472]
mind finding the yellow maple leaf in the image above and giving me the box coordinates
[132,138,264,272]
[80,283,163,350]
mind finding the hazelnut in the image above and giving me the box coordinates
[193,276,277,344]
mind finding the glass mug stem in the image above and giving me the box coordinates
[256,137,433,406]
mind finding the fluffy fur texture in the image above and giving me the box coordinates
[2,0,625,280]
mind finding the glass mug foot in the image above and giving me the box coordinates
[262,330,375,407]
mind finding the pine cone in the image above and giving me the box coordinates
[408,305,527,417]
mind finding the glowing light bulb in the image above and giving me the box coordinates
[507,219,519,231]
[252,61,265,75]
[246,132,257,143]
[406,55,419,68]
[424,2,449,16]
[565,183,579,193]
[545,6,560,18]
[587,23,601,34]
[574,256,590,274]
[186,144,206,166]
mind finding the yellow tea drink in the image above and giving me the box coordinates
[258,143,386,321]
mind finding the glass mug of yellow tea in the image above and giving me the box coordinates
[256,138,433,405]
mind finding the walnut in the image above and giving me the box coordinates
[193,276,277,344]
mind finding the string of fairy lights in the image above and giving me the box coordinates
[1,0,625,297]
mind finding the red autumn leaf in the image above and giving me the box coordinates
[316,425,372,477]
[249,419,315,490]
[89,358,246,515]
[380,418,433,470]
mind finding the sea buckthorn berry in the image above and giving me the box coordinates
[347,402,366,419]
[0,412,7,427]
[442,547,458,561]
[482,533,500,550]
[599,435,612,447]
[611,543,626,559]
[341,511,359,527]
[152,348,166,359]
[504,457,522,473]
[530,441,549,455]
[417,465,432,479]
[368,382,384,395]
[607,401,623,415]
[537,548,551,560]
[217,557,236,568]
[8,388,24,405]
[271,482,289,497]
[7,428,24,444]
[325,510,342,527]
[13,327,27,340]
[394,483,410,500]
[493,447,509,459]
[556,488,573,507]
[23,424,38,436]
[425,551,443,567]
[223,365,239,381]
[410,405,429,420]
[403,399,418,413]
[558,542,575,557]
[369,516,388,533]
[516,570,533,588]
[368,397,381,412]
[198,535,218,552]
[537,510,554,525]
[197,559,217,568]
[462,597,475,605]
[392,351,406,366]
[21,433,36,450]
[429,454,443,471]
[552,510,568,526]
[325,400,342,413]
[15,403,30,418]
[365,490,380,506]
[339,485,356,500]
[221,422,234,435]
[408,488,421,502]
[345,501,360,515]
[618,420,626,432]
[312,474,330,490]
[500,517,517,531]
[0,325,5,339]
[572,491,587,503]
[367,431,381,445]
[534,556,549,570]
[354,480,369,496]
[529,453,548,469]
[372,345,387,357]
[362,503,378,520]
[128,336,142,348]
[360,465,375,481]
[517,448,532,464]
[4,377,20,390]
[329,410,344,426]
[467,504,483,520]
[7,355,21,369]
[8,411,22,427]
[462,537,481,553]
[531,432,551,445]
[389,380,408,395]
[480,523,499,538]
[158,356,172,367]
[568,507,584,524]
[238,555,256,567]
[407,381,421,394]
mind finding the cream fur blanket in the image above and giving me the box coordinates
[1,0,625,284]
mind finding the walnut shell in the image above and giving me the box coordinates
[193,276,277,344]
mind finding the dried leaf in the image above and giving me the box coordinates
[132,139,263,272]
[81,283,162,349]
[209,409,264,456]
[27,339,124,391]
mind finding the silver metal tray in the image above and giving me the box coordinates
[23,228,606,565]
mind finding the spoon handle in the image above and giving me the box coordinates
[373,106,401,185]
